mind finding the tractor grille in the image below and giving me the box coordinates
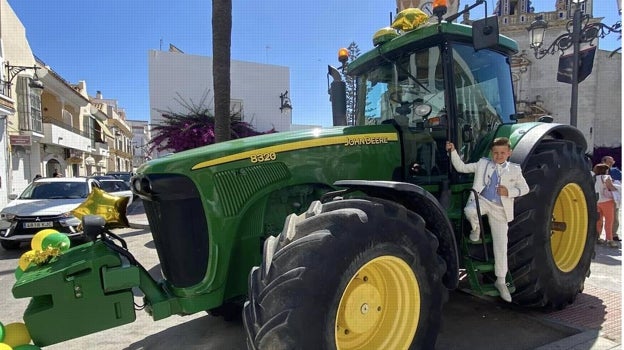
[214,163,290,216]
[137,174,209,288]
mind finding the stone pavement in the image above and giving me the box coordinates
[125,199,622,349]
[126,198,150,229]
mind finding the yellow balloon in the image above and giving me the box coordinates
[71,188,129,229]
[30,229,59,251]
[0,343,13,350]
[3,323,30,347]
[18,251,36,271]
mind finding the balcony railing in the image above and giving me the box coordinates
[0,80,11,98]
[43,116,91,139]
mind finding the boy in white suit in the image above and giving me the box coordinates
[446,137,529,302]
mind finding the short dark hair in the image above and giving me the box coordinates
[594,163,610,175]
[602,156,614,163]
[491,137,511,149]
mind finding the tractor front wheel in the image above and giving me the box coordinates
[243,198,447,350]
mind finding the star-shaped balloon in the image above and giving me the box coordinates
[71,188,129,229]
[391,8,429,32]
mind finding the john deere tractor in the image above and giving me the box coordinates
[11,2,596,349]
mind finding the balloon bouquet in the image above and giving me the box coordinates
[1,188,129,349]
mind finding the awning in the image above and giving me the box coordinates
[95,118,114,138]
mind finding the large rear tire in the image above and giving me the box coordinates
[243,198,447,350]
[508,139,597,308]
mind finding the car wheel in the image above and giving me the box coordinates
[1,240,21,250]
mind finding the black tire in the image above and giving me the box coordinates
[508,139,597,309]
[1,240,20,250]
[243,197,447,350]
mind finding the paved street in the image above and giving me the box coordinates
[0,212,620,349]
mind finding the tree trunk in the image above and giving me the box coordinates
[212,0,232,143]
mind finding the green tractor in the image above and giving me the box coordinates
[11,3,596,349]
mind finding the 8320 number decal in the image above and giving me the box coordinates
[250,152,277,163]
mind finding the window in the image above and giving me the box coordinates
[16,76,43,133]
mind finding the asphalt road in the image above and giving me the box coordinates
[0,226,618,349]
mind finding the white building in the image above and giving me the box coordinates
[148,50,292,155]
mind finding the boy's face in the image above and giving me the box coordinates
[491,145,512,164]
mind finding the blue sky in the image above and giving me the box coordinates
[8,0,621,127]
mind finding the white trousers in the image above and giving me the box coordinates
[465,196,509,278]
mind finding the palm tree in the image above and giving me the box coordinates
[212,0,232,143]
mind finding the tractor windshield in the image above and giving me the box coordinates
[355,46,445,127]
[355,44,515,129]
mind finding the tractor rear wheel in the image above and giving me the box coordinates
[508,139,596,309]
[243,198,447,350]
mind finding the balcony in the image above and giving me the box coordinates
[42,118,91,152]
[95,142,109,157]
[0,80,16,115]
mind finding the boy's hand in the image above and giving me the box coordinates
[497,185,509,197]
[446,141,455,152]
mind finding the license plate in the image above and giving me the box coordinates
[24,221,53,229]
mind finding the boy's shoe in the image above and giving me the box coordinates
[614,235,621,241]
[597,238,606,244]
[607,240,619,248]
[469,229,480,242]
[494,279,512,302]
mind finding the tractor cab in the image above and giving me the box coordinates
[339,21,519,187]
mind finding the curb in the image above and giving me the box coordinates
[128,221,150,229]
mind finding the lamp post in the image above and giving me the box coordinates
[527,0,621,127]
[279,90,292,113]
[4,62,44,94]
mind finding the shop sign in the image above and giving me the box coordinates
[9,135,31,146]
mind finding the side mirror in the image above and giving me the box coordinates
[538,115,554,123]
[472,16,500,51]
[8,194,18,200]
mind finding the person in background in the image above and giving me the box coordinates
[446,137,529,302]
[602,156,621,241]
[594,163,618,248]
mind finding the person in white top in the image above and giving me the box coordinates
[593,163,618,248]
[446,137,530,302]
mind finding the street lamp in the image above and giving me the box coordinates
[4,62,44,93]
[527,0,621,127]
[279,90,292,113]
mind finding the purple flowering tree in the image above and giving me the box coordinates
[149,94,276,154]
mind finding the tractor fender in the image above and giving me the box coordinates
[509,123,587,168]
[333,180,459,289]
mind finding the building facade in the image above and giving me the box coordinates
[492,0,621,154]
[148,49,292,155]
[127,119,151,170]
[0,0,135,205]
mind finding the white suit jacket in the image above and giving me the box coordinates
[450,150,530,222]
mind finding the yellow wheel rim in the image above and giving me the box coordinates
[550,183,588,272]
[335,255,419,350]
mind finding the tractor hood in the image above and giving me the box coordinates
[137,125,400,175]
